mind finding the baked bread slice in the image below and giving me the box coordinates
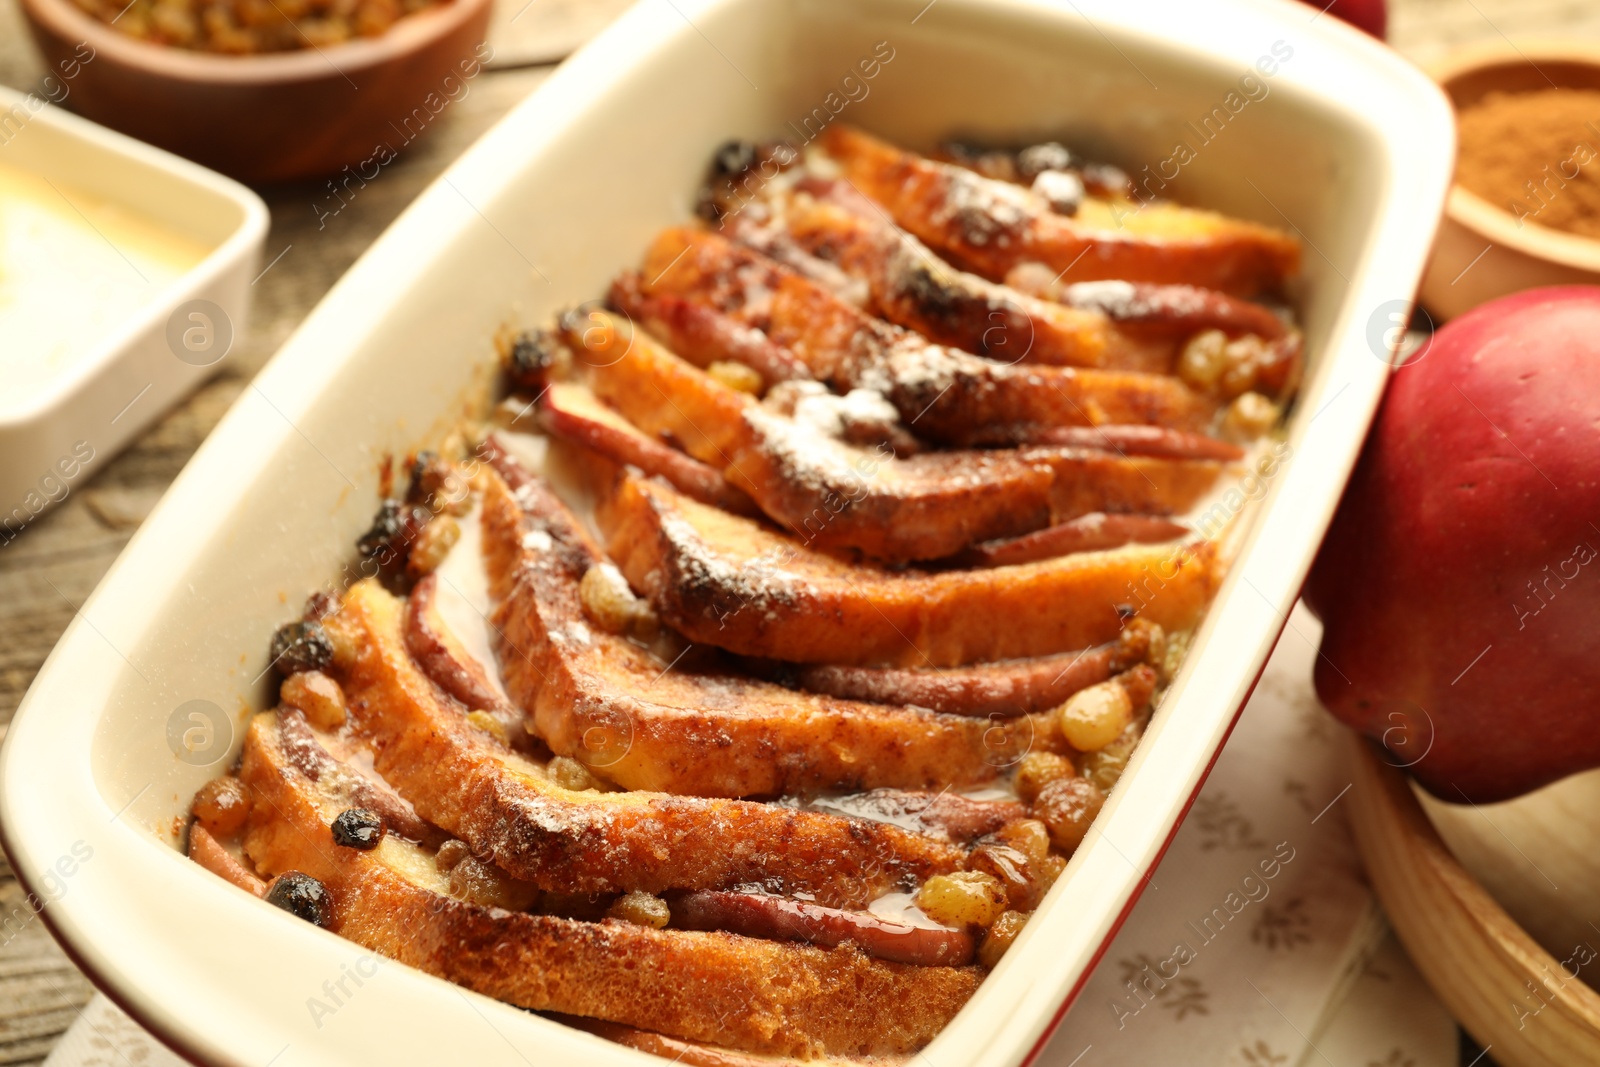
[476,457,1038,797]
[563,309,1223,563]
[617,228,1220,445]
[730,181,1176,373]
[327,578,968,905]
[820,124,1300,297]
[599,470,1219,667]
[236,711,982,1058]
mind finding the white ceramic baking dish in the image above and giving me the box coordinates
[0,1,1452,1064]
[0,87,267,534]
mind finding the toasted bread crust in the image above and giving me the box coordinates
[238,714,981,1058]
[330,578,965,905]
[602,473,1219,667]
[820,124,1300,298]
[477,463,1030,796]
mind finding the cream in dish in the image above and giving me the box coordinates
[0,162,209,416]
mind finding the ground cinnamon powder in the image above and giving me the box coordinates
[1456,88,1600,238]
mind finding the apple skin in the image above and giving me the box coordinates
[1296,0,1387,39]
[1306,287,1600,803]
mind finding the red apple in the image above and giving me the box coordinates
[1306,287,1600,803]
[1296,0,1386,39]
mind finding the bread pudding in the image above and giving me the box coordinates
[185,124,1300,1063]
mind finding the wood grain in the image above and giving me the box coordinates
[1347,734,1600,1067]
[0,15,552,1061]
[0,0,1588,1061]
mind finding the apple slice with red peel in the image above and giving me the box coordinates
[538,380,759,516]
[949,512,1191,569]
[671,890,976,967]
[404,572,514,716]
[783,618,1166,717]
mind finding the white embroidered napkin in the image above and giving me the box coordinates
[1040,604,1453,1066]
[43,606,1455,1067]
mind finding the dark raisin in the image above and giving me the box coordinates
[694,185,722,222]
[1081,161,1132,198]
[1016,141,1075,179]
[357,499,404,558]
[269,620,334,675]
[330,808,385,850]
[405,451,439,505]
[356,499,429,571]
[265,871,329,926]
[709,139,758,181]
[303,591,337,620]
[939,139,982,162]
[1031,170,1084,216]
[506,329,572,389]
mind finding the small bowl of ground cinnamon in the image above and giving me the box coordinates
[1419,41,1600,321]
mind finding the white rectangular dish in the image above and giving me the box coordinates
[0,2,1452,1065]
[0,86,268,535]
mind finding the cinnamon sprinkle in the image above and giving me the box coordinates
[1455,88,1600,238]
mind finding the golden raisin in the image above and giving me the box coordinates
[608,890,671,929]
[1219,336,1266,397]
[578,563,657,639]
[466,710,510,747]
[707,360,764,395]
[1222,392,1281,442]
[280,670,347,730]
[915,871,1008,929]
[322,612,360,671]
[995,819,1051,868]
[449,855,538,910]
[967,843,1039,911]
[435,839,471,873]
[1177,329,1227,390]
[1113,618,1166,670]
[1038,854,1067,893]
[1056,680,1133,752]
[1013,751,1075,805]
[192,776,250,837]
[549,755,603,792]
[978,909,1030,968]
[1035,776,1105,853]
[407,516,460,578]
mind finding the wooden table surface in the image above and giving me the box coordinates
[0,0,1595,1062]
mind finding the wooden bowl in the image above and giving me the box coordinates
[1418,40,1600,322]
[1346,734,1600,1066]
[19,0,492,184]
